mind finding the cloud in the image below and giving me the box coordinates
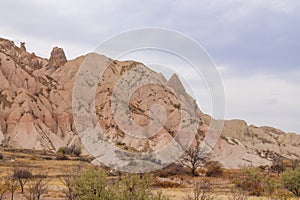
[222,70,300,133]
[0,0,299,133]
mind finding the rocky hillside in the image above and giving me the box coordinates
[0,37,299,168]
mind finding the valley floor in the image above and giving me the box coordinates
[0,147,298,200]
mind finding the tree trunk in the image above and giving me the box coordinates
[192,166,196,176]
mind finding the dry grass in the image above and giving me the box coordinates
[0,147,92,199]
[0,148,299,200]
[156,189,299,200]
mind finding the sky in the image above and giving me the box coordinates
[0,0,299,133]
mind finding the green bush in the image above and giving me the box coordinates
[57,146,71,155]
[262,175,279,197]
[234,168,264,196]
[72,167,114,200]
[116,174,152,200]
[57,145,81,157]
[65,167,169,200]
[281,167,300,197]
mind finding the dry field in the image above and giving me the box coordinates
[0,147,91,199]
[0,147,298,200]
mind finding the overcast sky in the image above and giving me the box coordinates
[0,0,299,133]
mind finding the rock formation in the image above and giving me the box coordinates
[0,37,299,168]
[48,47,67,69]
[20,42,26,51]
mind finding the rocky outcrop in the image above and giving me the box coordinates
[0,38,74,150]
[211,120,300,168]
[48,47,67,69]
[0,37,299,168]
[20,42,26,51]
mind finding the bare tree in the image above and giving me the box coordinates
[60,173,78,200]
[0,182,7,200]
[59,164,83,200]
[181,144,206,176]
[184,180,215,200]
[13,166,32,193]
[27,174,49,200]
[5,176,19,200]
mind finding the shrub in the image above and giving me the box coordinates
[151,178,182,188]
[262,175,279,197]
[116,174,170,200]
[57,145,81,157]
[64,167,169,200]
[228,188,249,200]
[234,168,264,196]
[43,156,53,160]
[72,167,114,200]
[72,146,82,157]
[30,155,38,160]
[270,156,285,174]
[262,175,292,199]
[205,161,223,177]
[56,154,69,160]
[57,146,71,155]
[290,159,300,170]
[273,188,292,200]
[184,180,215,200]
[155,163,189,177]
[117,174,153,200]
[281,167,300,196]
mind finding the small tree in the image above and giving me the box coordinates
[281,167,300,197]
[72,167,111,200]
[181,144,205,176]
[27,174,49,200]
[5,176,19,200]
[60,170,79,200]
[13,167,33,193]
[0,182,7,200]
